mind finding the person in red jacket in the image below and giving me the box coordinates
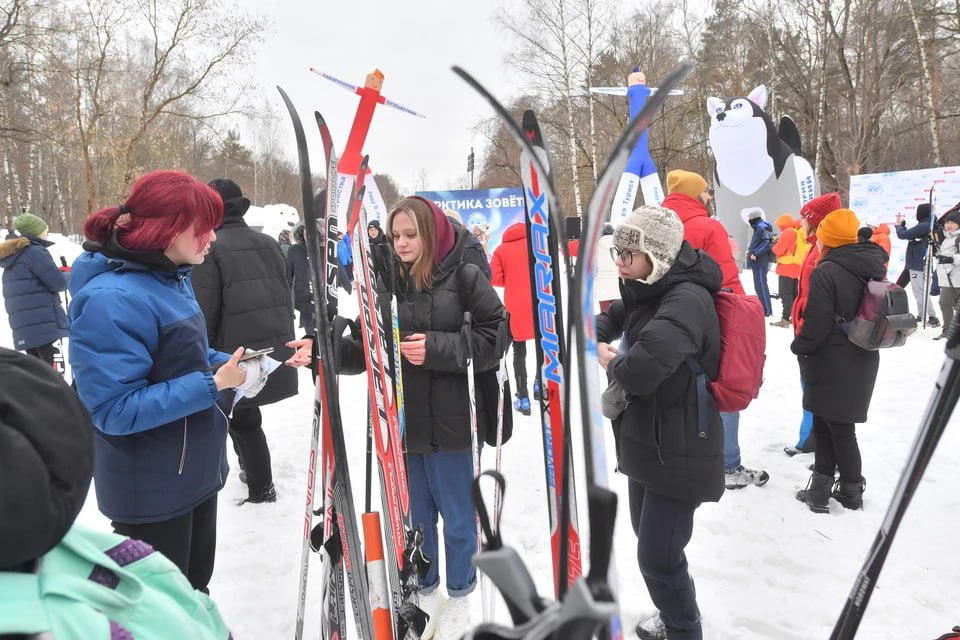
[661,170,744,294]
[662,170,767,490]
[491,222,536,415]
[784,192,843,457]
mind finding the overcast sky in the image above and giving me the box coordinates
[234,1,518,195]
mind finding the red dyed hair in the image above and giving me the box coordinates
[84,170,223,252]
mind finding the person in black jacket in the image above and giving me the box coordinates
[793,209,885,513]
[292,196,502,638]
[596,205,723,640]
[287,220,314,333]
[192,178,298,504]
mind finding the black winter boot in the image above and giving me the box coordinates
[832,477,866,510]
[796,472,833,514]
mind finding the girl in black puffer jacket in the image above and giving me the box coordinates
[597,205,723,640]
[793,209,886,513]
[375,196,505,637]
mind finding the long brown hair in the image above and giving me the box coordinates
[388,197,436,292]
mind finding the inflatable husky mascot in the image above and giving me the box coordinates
[708,84,818,253]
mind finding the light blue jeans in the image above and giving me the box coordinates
[721,412,740,470]
[407,451,478,597]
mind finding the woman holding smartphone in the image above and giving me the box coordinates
[384,197,505,638]
[68,170,284,592]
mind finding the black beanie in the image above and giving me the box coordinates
[943,211,960,227]
[0,348,95,569]
[368,220,381,230]
[208,178,251,218]
[916,203,931,221]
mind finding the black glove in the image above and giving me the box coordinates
[938,254,954,264]
[330,315,365,376]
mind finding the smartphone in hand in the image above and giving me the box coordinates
[204,347,274,373]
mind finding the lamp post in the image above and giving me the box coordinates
[467,147,475,189]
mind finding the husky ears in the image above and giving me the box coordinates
[706,84,768,115]
[747,85,767,109]
[706,96,724,115]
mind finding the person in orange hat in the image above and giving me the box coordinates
[770,214,808,328]
[792,208,887,513]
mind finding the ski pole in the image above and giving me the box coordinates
[830,311,960,639]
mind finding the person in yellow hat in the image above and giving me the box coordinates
[791,208,887,514]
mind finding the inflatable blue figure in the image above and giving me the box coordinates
[593,69,683,223]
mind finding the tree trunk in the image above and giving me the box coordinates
[905,0,942,165]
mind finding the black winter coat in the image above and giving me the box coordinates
[192,212,297,407]
[286,243,313,315]
[597,243,724,504]
[339,227,504,453]
[791,242,887,423]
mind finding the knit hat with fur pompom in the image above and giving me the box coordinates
[612,205,684,285]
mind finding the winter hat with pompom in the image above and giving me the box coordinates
[800,192,842,226]
[613,205,685,285]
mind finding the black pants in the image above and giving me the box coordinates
[25,342,57,367]
[112,494,218,593]
[512,340,528,398]
[629,480,702,639]
[812,415,862,483]
[229,406,273,495]
[778,275,798,321]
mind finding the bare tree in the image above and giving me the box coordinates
[499,0,587,214]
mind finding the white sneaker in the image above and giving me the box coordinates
[724,465,770,489]
[435,595,471,640]
[418,590,447,640]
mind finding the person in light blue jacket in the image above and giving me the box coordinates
[68,170,257,593]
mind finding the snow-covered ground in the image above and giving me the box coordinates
[3,236,959,638]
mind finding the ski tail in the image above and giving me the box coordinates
[517,109,582,600]
[454,64,584,603]
[305,113,348,640]
[349,173,428,639]
[830,312,960,639]
[278,87,374,640]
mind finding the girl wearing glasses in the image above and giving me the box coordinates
[596,205,724,640]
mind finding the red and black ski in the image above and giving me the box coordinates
[278,88,374,640]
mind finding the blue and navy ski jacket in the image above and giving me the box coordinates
[748,218,774,267]
[68,244,231,524]
[895,218,932,271]
[0,235,69,351]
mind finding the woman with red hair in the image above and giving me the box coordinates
[67,170,268,592]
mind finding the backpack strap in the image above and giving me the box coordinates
[827,260,868,326]
[684,356,709,439]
